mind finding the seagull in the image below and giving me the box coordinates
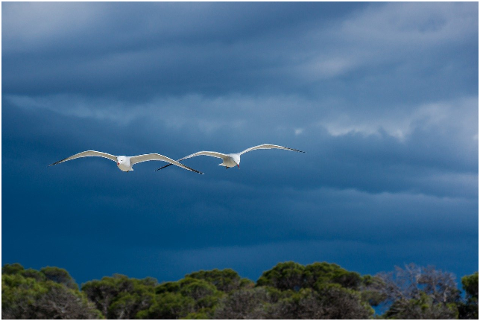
[156,144,305,171]
[49,150,203,174]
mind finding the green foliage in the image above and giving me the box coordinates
[214,287,272,319]
[270,285,373,319]
[458,272,478,319]
[305,261,363,290]
[2,267,101,319]
[3,262,477,319]
[384,292,458,319]
[178,278,218,301]
[254,262,375,318]
[185,310,211,319]
[81,274,156,319]
[3,263,47,283]
[257,261,366,291]
[186,268,254,292]
[148,270,253,318]
[155,280,181,294]
[2,263,25,275]
[139,291,195,319]
[360,275,387,306]
[462,272,478,300]
[151,277,225,318]
[257,261,305,290]
[41,266,78,290]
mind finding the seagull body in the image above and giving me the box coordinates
[156,144,305,171]
[49,150,203,174]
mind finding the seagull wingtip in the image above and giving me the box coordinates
[192,169,204,175]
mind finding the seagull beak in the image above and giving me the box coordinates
[117,162,119,166]
[237,164,240,168]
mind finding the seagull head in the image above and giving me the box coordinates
[231,154,241,168]
[117,156,126,166]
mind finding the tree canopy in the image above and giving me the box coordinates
[2,262,477,319]
[2,264,101,319]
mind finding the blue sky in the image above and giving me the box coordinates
[2,2,478,286]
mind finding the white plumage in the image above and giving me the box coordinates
[49,150,203,174]
[156,144,305,170]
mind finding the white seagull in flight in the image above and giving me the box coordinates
[156,144,305,171]
[49,150,203,174]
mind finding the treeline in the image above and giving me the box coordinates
[2,261,478,319]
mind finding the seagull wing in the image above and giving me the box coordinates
[179,151,229,161]
[156,151,228,171]
[239,144,305,155]
[130,153,203,174]
[49,150,117,166]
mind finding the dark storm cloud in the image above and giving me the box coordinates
[3,2,476,100]
[2,2,365,99]
[2,2,477,285]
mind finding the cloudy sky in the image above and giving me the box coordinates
[2,2,478,286]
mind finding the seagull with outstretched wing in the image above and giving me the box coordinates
[49,150,203,174]
[156,144,305,171]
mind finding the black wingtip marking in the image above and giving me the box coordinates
[288,148,305,153]
[49,156,71,166]
[188,167,204,175]
[155,162,202,175]
[155,163,174,171]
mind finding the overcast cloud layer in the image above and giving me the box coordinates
[2,2,478,285]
